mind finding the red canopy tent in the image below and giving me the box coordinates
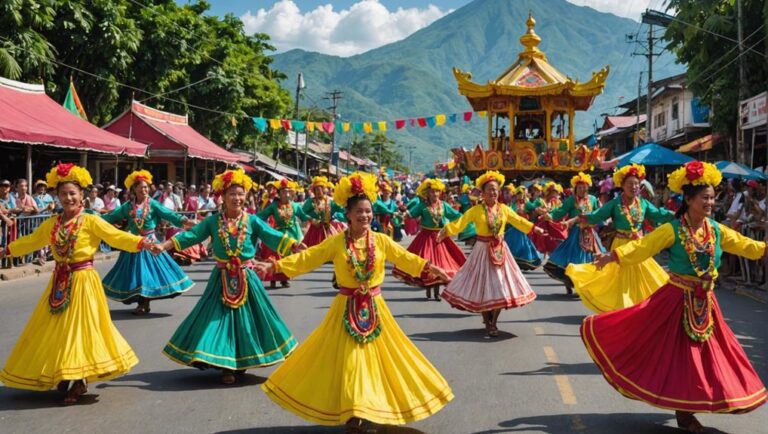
[104,101,240,163]
[0,77,147,156]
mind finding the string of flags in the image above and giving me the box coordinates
[251,110,489,135]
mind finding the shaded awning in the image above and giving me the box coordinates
[251,150,300,177]
[715,161,767,180]
[678,134,721,153]
[615,143,693,168]
[0,77,147,156]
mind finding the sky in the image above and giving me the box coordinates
[197,0,660,56]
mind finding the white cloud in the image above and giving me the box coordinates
[241,0,450,57]
[565,0,656,21]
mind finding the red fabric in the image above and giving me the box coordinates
[463,112,473,121]
[256,243,289,282]
[303,221,342,247]
[395,119,406,130]
[529,219,568,254]
[280,119,291,131]
[582,282,767,413]
[0,79,146,156]
[392,229,466,287]
[417,118,427,128]
[404,216,420,235]
[321,122,334,133]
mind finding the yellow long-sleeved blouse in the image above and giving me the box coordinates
[442,203,533,237]
[7,213,144,262]
[276,231,426,289]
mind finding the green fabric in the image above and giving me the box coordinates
[256,201,309,241]
[409,201,462,229]
[174,214,290,258]
[550,195,600,220]
[102,199,185,234]
[667,218,722,276]
[585,196,673,231]
[524,198,545,218]
[301,198,344,222]
[373,198,398,216]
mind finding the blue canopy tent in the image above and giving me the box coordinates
[615,143,694,168]
[714,161,767,180]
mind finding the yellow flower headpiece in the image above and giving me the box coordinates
[311,176,332,189]
[334,171,379,207]
[570,172,593,187]
[275,178,299,191]
[544,181,563,194]
[379,181,393,193]
[124,170,153,190]
[416,178,446,198]
[529,183,542,191]
[46,163,93,189]
[505,184,517,192]
[515,185,527,195]
[667,161,722,194]
[475,170,505,189]
[212,168,253,194]
[613,164,646,186]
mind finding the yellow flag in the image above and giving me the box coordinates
[377,121,387,132]
[478,111,488,117]
[343,122,351,133]
[436,114,446,126]
[306,122,315,132]
[269,119,281,130]
[363,122,373,133]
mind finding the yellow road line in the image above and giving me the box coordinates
[533,326,545,336]
[543,346,578,405]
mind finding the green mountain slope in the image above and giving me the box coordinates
[272,0,683,171]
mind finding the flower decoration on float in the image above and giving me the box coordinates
[613,164,646,186]
[333,171,379,207]
[667,161,722,194]
[475,170,505,189]
[124,170,153,190]
[570,171,593,187]
[46,163,93,189]
[212,168,253,194]
[416,178,446,198]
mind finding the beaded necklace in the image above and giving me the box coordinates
[619,196,643,232]
[217,211,249,258]
[50,208,85,260]
[313,197,330,222]
[277,202,294,226]
[678,215,715,278]
[576,195,593,215]
[484,202,503,234]
[344,229,376,285]
[130,198,151,231]
[426,200,444,226]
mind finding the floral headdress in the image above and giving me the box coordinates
[544,181,563,194]
[311,176,332,189]
[124,170,153,190]
[667,161,722,194]
[333,172,379,207]
[515,185,527,195]
[613,164,646,186]
[475,170,505,189]
[505,184,517,192]
[416,178,446,198]
[276,178,299,191]
[570,172,593,187]
[529,183,542,191]
[379,181,393,193]
[45,163,93,189]
[212,168,253,194]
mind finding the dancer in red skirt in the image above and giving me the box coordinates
[302,176,345,247]
[393,178,465,301]
[586,161,766,433]
[528,181,568,255]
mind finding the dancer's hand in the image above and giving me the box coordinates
[533,226,546,236]
[150,243,165,256]
[436,229,446,243]
[593,252,616,270]
[254,261,274,275]
[183,219,198,229]
[291,242,307,253]
[428,264,450,283]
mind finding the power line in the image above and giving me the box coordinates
[667,14,767,59]
[685,23,765,88]
[693,35,766,88]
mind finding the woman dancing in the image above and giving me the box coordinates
[504,185,543,270]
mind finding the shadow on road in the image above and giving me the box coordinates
[0,389,99,410]
[216,425,426,434]
[96,369,267,392]
[472,412,730,434]
[501,362,599,377]
[409,328,517,342]
[109,310,173,320]
[395,312,474,320]
[530,293,581,302]
[500,315,584,326]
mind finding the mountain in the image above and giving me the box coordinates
[271,0,684,171]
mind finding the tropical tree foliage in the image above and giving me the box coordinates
[346,133,407,173]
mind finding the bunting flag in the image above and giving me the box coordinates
[363,122,373,133]
[306,121,316,132]
[426,116,437,128]
[478,111,488,117]
[253,117,267,132]
[449,113,458,124]
[417,118,427,128]
[395,119,406,130]
[377,121,387,132]
[280,119,292,130]
[291,120,305,132]
[63,79,88,120]
[435,114,446,126]
[322,122,335,133]
[343,122,350,133]
[353,122,364,134]
[269,119,282,130]
[463,111,473,121]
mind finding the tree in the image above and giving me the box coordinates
[346,133,407,173]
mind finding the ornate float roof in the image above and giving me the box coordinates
[453,13,609,111]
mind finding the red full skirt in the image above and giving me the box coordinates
[529,219,568,254]
[404,216,420,236]
[392,229,466,287]
[581,282,767,413]
[303,221,345,248]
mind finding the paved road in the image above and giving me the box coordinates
[0,240,766,434]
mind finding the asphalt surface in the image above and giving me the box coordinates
[0,239,766,434]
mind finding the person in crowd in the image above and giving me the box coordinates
[103,185,122,213]
[12,178,39,217]
[84,184,104,213]
[33,180,55,215]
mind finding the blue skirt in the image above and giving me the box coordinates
[103,249,194,303]
[545,225,605,282]
[504,226,542,270]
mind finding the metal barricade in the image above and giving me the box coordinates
[1,214,50,268]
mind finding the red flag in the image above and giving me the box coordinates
[280,119,292,130]
[322,122,335,133]
[417,118,427,128]
[395,119,406,130]
[463,111,473,121]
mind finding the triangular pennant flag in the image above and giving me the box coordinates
[63,80,88,120]
[417,118,427,128]
[410,119,417,127]
[463,112,473,122]
[335,121,344,133]
[291,120,305,132]
[343,122,351,133]
[449,113,458,124]
[253,117,267,132]
[322,122,335,134]
[307,121,316,132]
[377,121,387,132]
[353,122,364,134]
[280,119,292,130]
[478,111,488,117]
[435,114,446,126]
[395,119,406,130]
[269,119,282,130]
[426,116,437,128]
[363,122,373,133]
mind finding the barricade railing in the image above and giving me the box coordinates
[1,214,52,269]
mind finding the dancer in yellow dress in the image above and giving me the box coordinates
[566,164,674,312]
[257,171,453,433]
[0,163,155,405]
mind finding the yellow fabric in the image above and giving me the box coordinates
[1,214,143,390]
[277,232,426,288]
[264,231,452,425]
[443,204,532,237]
[718,223,766,260]
[566,235,668,313]
[269,119,281,130]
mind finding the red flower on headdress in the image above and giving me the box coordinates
[350,176,364,194]
[627,167,639,177]
[685,161,705,181]
[222,171,234,186]
[57,163,74,177]
[280,179,288,188]
[135,175,147,183]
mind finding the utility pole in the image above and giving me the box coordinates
[736,0,747,164]
[633,9,672,143]
[323,90,343,176]
[636,71,643,147]
[293,73,305,176]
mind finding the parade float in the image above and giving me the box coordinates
[450,13,610,178]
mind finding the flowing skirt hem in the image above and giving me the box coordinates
[162,337,297,370]
[441,291,536,313]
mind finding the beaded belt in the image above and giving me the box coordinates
[215,258,256,309]
[668,272,715,343]
[339,285,382,344]
[50,259,93,313]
